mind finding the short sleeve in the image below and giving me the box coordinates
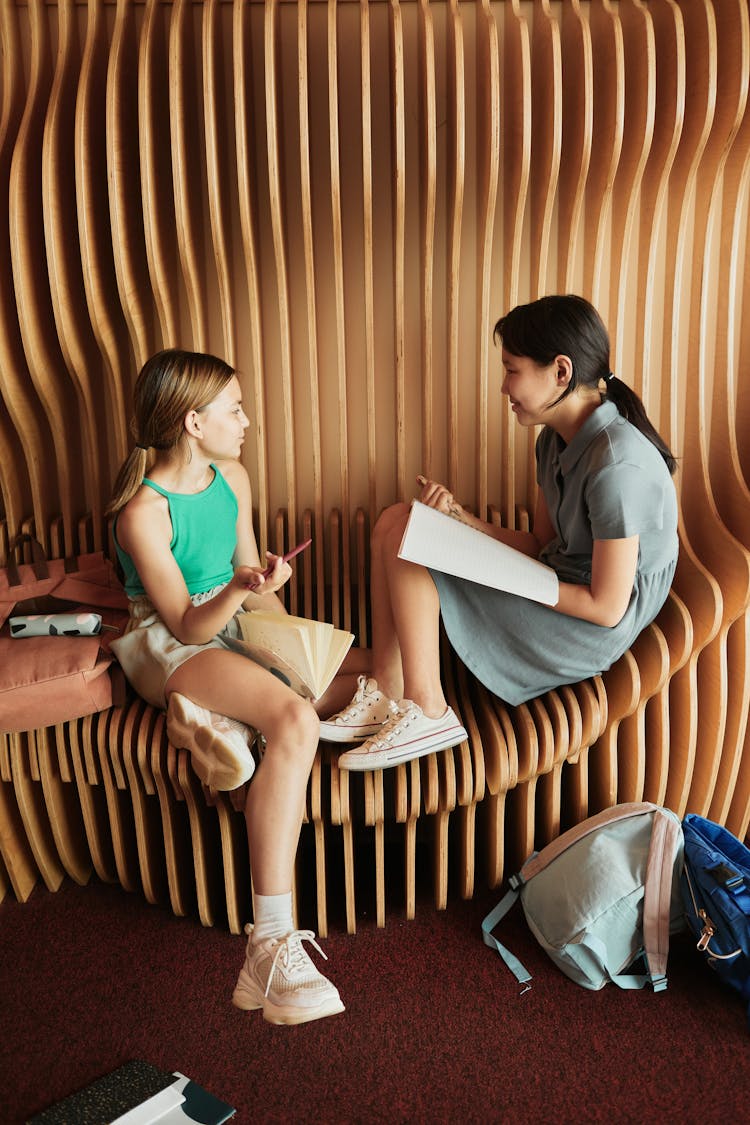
[586,462,667,539]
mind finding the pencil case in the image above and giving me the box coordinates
[9,612,103,637]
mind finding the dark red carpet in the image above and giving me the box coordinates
[2,870,749,1123]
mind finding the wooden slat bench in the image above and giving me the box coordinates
[2,494,750,936]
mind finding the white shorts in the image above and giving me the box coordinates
[110,585,245,710]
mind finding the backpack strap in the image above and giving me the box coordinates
[639,807,683,990]
[481,877,533,989]
[604,808,683,991]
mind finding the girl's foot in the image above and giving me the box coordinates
[232,924,345,1025]
[166,692,256,790]
[337,700,467,771]
[318,675,396,743]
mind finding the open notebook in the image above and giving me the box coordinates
[398,500,559,605]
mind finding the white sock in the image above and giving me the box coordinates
[251,891,294,943]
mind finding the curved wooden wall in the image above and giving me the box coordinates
[2,0,750,837]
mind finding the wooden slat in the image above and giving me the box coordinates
[0,3,36,531]
[9,0,80,553]
[170,0,209,349]
[584,0,624,312]
[528,1,561,300]
[150,710,196,920]
[327,0,352,630]
[108,0,154,370]
[609,0,655,364]
[9,732,65,893]
[417,0,436,479]
[297,2,325,616]
[557,0,592,293]
[38,726,92,887]
[121,699,168,906]
[445,0,464,496]
[233,0,270,556]
[76,0,131,490]
[139,0,180,346]
[475,0,500,516]
[44,0,105,536]
[264,0,298,610]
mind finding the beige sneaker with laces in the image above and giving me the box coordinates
[338,699,467,771]
[166,692,255,791]
[319,675,395,743]
[232,925,345,1025]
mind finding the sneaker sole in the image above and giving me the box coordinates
[338,723,468,771]
[167,695,255,791]
[232,978,345,1026]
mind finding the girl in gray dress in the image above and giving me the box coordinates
[321,295,679,771]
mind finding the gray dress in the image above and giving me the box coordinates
[432,401,679,706]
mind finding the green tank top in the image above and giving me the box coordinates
[114,465,238,597]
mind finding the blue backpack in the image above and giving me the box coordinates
[681,813,750,1026]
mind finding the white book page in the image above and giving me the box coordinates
[321,630,355,684]
[235,613,354,699]
[238,614,315,682]
[398,501,559,605]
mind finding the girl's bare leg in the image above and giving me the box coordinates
[369,506,448,718]
[367,504,410,700]
[166,649,318,893]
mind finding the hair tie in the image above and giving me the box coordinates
[607,371,615,382]
[135,441,149,451]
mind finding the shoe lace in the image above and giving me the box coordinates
[368,702,420,749]
[265,930,327,997]
[335,675,377,721]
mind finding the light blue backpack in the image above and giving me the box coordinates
[482,802,684,992]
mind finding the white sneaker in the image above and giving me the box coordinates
[166,693,255,791]
[232,925,345,1025]
[337,700,467,771]
[319,676,396,743]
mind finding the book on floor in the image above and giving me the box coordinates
[27,1060,178,1124]
[146,1073,235,1124]
[398,500,560,606]
[235,610,354,700]
[111,1080,186,1123]
[28,1061,236,1125]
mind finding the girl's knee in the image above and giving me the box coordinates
[373,503,409,546]
[267,695,320,750]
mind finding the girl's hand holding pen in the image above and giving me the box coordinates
[417,475,465,522]
[234,554,291,594]
[234,538,312,593]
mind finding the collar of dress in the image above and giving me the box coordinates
[553,399,619,475]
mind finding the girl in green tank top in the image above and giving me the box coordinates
[107,348,368,1027]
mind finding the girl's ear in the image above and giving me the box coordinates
[555,355,573,387]
[184,408,203,439]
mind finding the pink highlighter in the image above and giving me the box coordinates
[261,537,312,579]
